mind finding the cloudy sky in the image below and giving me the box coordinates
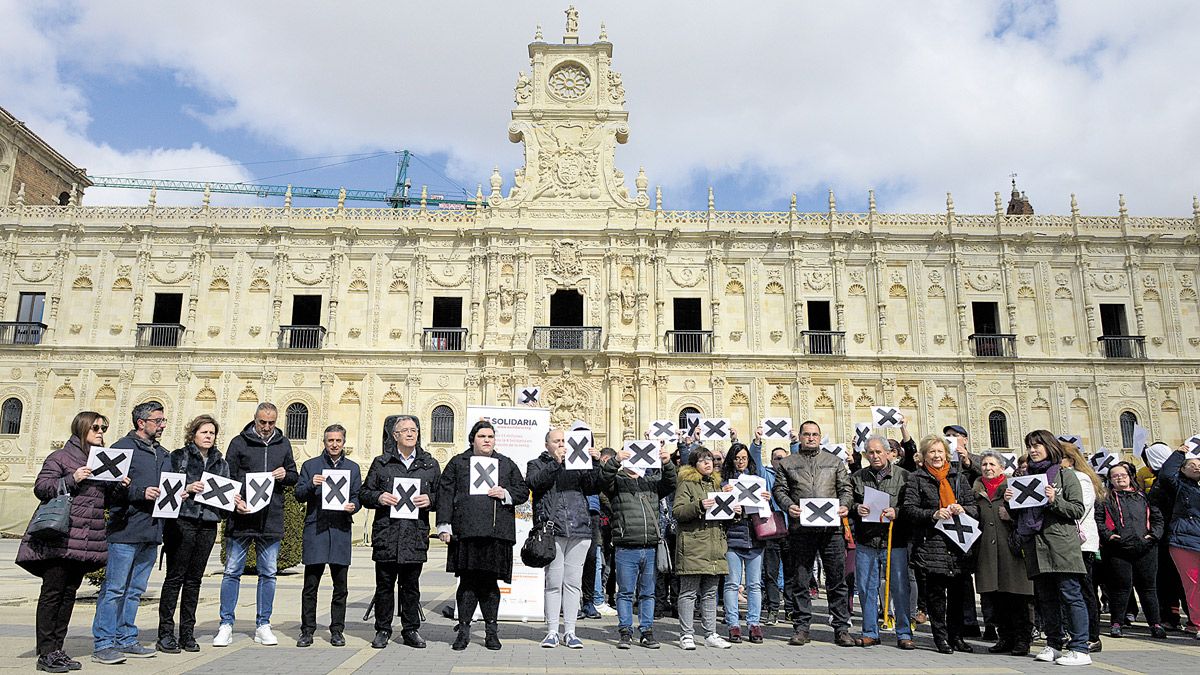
[3,0,1198,214]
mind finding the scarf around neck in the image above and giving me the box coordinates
[1017,458,1061,536]
[927,462,957,508]
[982,475,1006,501]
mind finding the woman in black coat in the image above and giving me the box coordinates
[903,435,978,654]
[1097,461,1166,638]
[437,420,528,651]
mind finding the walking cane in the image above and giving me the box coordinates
[881,520,895,630]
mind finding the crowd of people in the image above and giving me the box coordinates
[14,402,1200,672]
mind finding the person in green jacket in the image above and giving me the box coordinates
[673,448,738,651]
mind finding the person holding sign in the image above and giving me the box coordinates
[437,420,528,651]
[850,435,914,649]
[1155,444,1200,640]
[1005,430,1090,666]
[156,415,230,654]
[1096,461,1166,639]
[971,452,1034,656]
[91,401,170,664]
[719,443,771,644]
[215,402,298,648]
[527,428,604,649]
[902,435,978,655]
[360,415,441,649]
[672,448,737,650]
[17,412,127,673]
[294,425,362,648]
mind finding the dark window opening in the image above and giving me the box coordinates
[285,402,309,440]
[432,297,463,328]
[1120,411,1137,449]
[807,301,831,331]
[549,289,584,327]
[152,293,183,324]
[58,192,70,206]
[431,405,455,443]
[291,295,322,326]
[673,298,702,331]
[678,406,701,437]
[988,410,1009,449]
[972,302,1000,335]
[1,398,21,434]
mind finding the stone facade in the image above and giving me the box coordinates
[0,17,1199,530]
[0,106,91,208]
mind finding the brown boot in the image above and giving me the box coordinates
[788,629,810,646]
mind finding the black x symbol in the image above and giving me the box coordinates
[1091,454,1117,472]
[628,442,656,466]
[394,483,417,511]
[1002,454,1018,472]
[651,421,674,437]
[520,389,538,404]
[764,420,789,438]
[248,477,273,506]
[157,479,182,511]
[324,476,348,504]
[687,416,700,435]
[710,494,735,517]
[942,514,975,544]
[567,436,591,464]
[703,420,727,437]
[875,408,900,426]
[854,426,870,448]
[202,477,235,505]
[1186,436,1200,451]
[92,451,124,478]
[473,462,497,489]
[805,501,835,524]
[1013,477,1044,505]
[734,483,762,503]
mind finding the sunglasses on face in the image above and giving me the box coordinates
[91,423,109,432]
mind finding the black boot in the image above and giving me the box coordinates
[484,622,502,650]
[452,623,471,651]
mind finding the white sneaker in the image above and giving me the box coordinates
[212,624,233,647]
[679,634,696,650]
[1054,650,1092,666]
[704,633,732,649]
[1035,646,1061,662]
[254,624,278,646]
[594,602,617,617]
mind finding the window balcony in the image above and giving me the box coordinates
[423,327,468,351]
[968,333,1017,358]
[531,326,602,351]
[800,330,845,356]
[278,325,327,349]
[0,321,48,345]
[136,323,185,348]
[1098,335,1146,359]
[666,330,713,354]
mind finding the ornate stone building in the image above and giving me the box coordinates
[1,13,1198,529]
[0,105,91,208]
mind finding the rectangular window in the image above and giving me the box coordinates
[1099,304,1128,336]
[673,298,702,331]
[291,295,322,326]
[807,301,831,331]
[152,293,183,324]
[432,297,463,328]
[971,301,1000,335]
[17,293,45,323]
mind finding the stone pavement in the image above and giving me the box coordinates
[1,539,1197,674]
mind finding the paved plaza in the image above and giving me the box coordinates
[0,539,1196,674]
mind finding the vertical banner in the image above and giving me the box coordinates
[466,405,551,622]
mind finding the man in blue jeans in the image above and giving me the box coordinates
[599,440,676,649]
[92,401,169,664]
[214,402,297,647]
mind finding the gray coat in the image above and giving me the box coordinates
[294,452,362,566]
[972,478,1033,595]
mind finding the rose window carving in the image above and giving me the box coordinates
[548,64,590,100]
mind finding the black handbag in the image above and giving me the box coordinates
[520,520,557,568]
[26,479,72,541]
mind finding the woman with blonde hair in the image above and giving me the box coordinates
[1059,441,1105,651]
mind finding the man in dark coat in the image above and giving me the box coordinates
[91,401,169,664]
[360,415,441,649]
[214,402,298,648]
[294,424,361,647]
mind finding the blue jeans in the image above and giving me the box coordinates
[219,536,281,627]
[724,547,764,628]
[615,547,656,631]
[1035,573,1089,653]
[93,541,157,651]
[592,543,605,605]
[855,545,913,640]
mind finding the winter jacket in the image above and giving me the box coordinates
[600,459,677,548]
[360,448,441,564]
[772,447,853,534]
[672,465,731,576]
[897,437,919,472]
[1072,469,1101,554]
[850,464,911,549]
[16,437,123,575]
[1096,488,1163,559]
[436,449,528,544]
[168,443,230,523]
[106,430,169,544]
[1156,452,1200,553]
[722,468,766,551]
[225,422,298,539]
[294,452,362,566]
[902,464,978,577]
[972,478,1032,596]
[526,451,604,539]
[1017,468,1086,577]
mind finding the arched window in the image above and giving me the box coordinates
[431,405,455,444]
[1120,411,1138,449]
[678,406,702,437]
[1,398,22,434]
[988,410,1009,449]
[285,402,309,441]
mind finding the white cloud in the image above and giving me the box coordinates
[4,0,1199,214]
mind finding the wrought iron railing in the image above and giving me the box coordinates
[278,325,327,349]
[1098,335,1146,359]
[968,333,1017,358]
[423,327,468,351]
[800,330,845,356]
[666,330,713,354]
[136,323,185,347]
[0,321,47,345]
[531,326,602,350]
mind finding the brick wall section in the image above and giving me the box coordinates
[13,148,78,206]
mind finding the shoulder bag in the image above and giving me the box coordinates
[26,479,72,541]
[520,519,557,568]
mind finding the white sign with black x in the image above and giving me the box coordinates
[1089,448,1120,476]
[470,456,500,496]
[322,469,351,510]
[699,418,731,441]
[705,491,738,520]
[731,475,768,515]
[761,417,791,440]
[1007,475,1048,510]
[935,513,981,552]
[391,477,421,520]
[1184,433,1200,457]
[152,471,188,519]
[565,429,594,470]
[797,497,840,527]
[648,420,678,442]
[193,472,239,512]
[85,446,132,482]
[872,406,903,429]
[518,386,541,405]
[243,472,274,514]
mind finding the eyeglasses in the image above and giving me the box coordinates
[147,417,167,425]
[91,423,110,432]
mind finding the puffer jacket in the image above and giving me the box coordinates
[772,447,853,533]
[902,464,978,576]
[600,459,677,548]
[851,464,911,549]
[1096,488,1163,559]
[526,451,603,539]
[1017,467,1086,577]
[360,448,441,564]
[436,449,528,544]
[1156,452,1200,553]
[672,465,731,576]
[225,422,298,539]
[16,437,123,575]
[722,468,764,551]
[169,443,230,522]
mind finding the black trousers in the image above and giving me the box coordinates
[763,540,783,612]
[581,513,600,607]
[1082,552,1101,640]
[300,563,349,634]
[924,572,965,646]
[985,591,1033,645]
[1106,549,1161,626]
[158,519,218,640]
[789,530,850,632]
[456,574,501,626]
[36,560,88,656]
[373,562,423,633]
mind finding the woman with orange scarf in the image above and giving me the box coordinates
[902,435,979,654]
